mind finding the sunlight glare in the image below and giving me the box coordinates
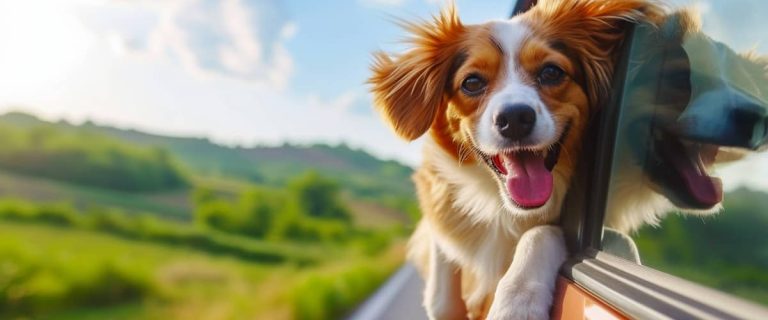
[0,0,94,95]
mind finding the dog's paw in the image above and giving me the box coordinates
[425,299,468,320]
[485,281,552,320]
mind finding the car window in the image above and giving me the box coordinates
[601,0,768,306]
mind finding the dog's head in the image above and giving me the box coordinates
[370,0,660,217]
[606,9,768,231]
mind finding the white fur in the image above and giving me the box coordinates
[605,149,723,233]
[487,225,567,320]
[420,136,567,319]
[424,238,467,320]
[476,18,558,155]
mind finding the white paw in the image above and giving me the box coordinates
[486,282,552,320]
[426,300,468,320]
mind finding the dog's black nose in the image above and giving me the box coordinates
[495,104,536,140]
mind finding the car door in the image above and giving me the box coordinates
[520,0,768,318]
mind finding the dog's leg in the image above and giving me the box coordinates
[486,225,566,320]
[424,241,467,320]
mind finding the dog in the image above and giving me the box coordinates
[369,0,662,318]
[604,9,768,234]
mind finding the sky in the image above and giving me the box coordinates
[0,0,765,191]
[0,0,514,167]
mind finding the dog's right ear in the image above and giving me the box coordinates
[369,6,465,141]
[526,0,664,109]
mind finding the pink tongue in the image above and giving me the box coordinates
[668,149,722,208]
[679,168,721,207]
[659,138,722,208]
[503,152,553,208]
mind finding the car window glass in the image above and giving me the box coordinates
[602,0,768,306]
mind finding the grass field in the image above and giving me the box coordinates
[0,169,410,230]
[0,117,414,319]
[0,170,191,220]
[0,222,404,319]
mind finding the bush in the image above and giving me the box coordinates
[288,171,351,221]
[192,182,355,243]
[270,215,350,243]
[0,199,297,265]
[194,199,236,231]
[236,188,283,238]
[66,260,152,307]
[291,261,395,320]
[0,244,153,317]
[34,203,81,226]
[0,125,188,191]
[0,198,35,221]
[0,200,81,226]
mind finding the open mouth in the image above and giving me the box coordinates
[647,130,723,209]
[479,125,569,209]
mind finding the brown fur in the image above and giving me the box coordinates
[524,0,664,108]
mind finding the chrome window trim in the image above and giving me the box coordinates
[563,249,768,319]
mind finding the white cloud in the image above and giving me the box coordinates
[0,0,423,166]
[76,0,295,89]
[0,0,95,95]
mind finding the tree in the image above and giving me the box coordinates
[288,171,351,221]
[238,188,282,238]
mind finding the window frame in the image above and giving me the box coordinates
[511,1,768,318]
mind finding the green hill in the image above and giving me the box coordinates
[0,111,412,319]
[0,119,188,192]
[0,111,414,200]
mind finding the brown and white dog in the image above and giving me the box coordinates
[369,0,661,319]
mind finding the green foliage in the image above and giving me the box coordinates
[0,123,188,192]
[0,241,154,317]
[288,171,351,221]
[0,112,414,209]
[0,221,403,319]
[634,187,768,304]
[192,172,357,243]
[0,112,417,226]
[292,258,398,320]
[269,215,350,243]
[0,112,412,319]
[0,198,309,265]
[237,188,284,238]
[354,229,397,256]
[0,199,82,226]
[195,199,236,231]
[192,187,218,206]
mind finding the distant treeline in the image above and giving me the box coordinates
[0,125,188,191]
[194,171,396,251]
[0,198,312,265]
[634,187,768,304]
[0,112,418,217]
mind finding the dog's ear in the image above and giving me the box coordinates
[369,5,465,141]
[526,0,664,109]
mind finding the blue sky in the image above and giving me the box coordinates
[0,0,513,166]
[0,0,766,192]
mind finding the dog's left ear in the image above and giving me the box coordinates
[369,6,465,141]
[526,0,664,109]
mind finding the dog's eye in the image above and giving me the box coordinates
[461,75,487,96]
[538,64,565,86]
